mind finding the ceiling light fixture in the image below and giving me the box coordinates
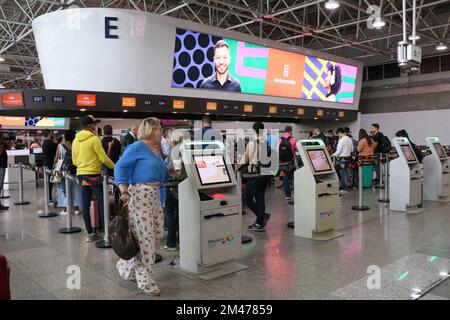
[0,56,4,62]
[325,0,340,10]
[0,84,5,89]
[436,42,448,51]
[373,17,386,29]
[408,34,420,41]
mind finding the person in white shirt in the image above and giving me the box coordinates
[332,127,353,193]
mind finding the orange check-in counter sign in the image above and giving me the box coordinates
[1,93,24,107]
[76,94,96,107]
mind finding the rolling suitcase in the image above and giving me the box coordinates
[0,254,11,300]
[90,199,100,229]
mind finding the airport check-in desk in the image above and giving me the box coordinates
[389,137,423,213]
[423,137,450,201]
[178,140,247,279]
[294,140,342,240]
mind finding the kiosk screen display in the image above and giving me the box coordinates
[433,143,447,159]
[31,147,43,154]
[401,145,417,162]
[193,155,231,185]
[306,149,332,173]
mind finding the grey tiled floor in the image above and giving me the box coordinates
[1,184,449,300]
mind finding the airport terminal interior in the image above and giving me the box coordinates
[1,0,450,301]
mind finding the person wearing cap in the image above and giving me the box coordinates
[72,116,115,242]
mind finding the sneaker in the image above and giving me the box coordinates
[0,204,9,210]
[248,223,265,232]
[339,189,348,195]
[161,245,178,252]
[285,197,290,200]
[263,213,271,227]
[142,287,160,296]
[74,210,80,215]
[86,233,100,242]
[59,210,67,215]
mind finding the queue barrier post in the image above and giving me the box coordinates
[352,157,371,211]
[38,168,57,217]
[95,174,112,249]
[59,171,82,234]
[14,163,30,206]
[378,154,390,203]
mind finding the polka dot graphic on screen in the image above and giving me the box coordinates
[25,117,42,126]
[172,29,222,88]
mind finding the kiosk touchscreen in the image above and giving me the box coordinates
[294,140,342,240]
[389,137,424,213]
[178,140,247,279]
[423,137,450,201]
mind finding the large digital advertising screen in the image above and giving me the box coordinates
[172,29,358,104]
[0,116,67,128]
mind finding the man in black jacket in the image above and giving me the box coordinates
[101,125,121,176]
[122,125,138,149]
[42,129,57,202]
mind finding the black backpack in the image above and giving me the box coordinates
[379,134,392,154]
[279,136,294,162]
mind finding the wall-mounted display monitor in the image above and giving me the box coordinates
[172,28,358,105]
[401,145,417,162]
[193,155,231,185]
[433,143,447,159]
[306,149,333,173]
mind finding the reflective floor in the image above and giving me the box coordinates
[1,183,449,300]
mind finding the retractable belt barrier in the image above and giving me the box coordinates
[37,168,57,217]
[58,171,82,234]
[352,156,377,211]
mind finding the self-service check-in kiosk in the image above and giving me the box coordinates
[178,140,247,279]
[423,137,450,201]
[389,137,424,213]
[294,140,342,240]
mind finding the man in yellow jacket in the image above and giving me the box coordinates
[73,115,115,242]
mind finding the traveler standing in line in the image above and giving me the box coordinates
[240,121,271,232]
[123,125,139,149]
[72,116,115,242]
[370,123,384,183]
[55,136,69,214]
[42,129,57,203]
[61,130,81,215]
[115,117,167,296]
[278,125,297,202]
[357,129,375,157]
[312,127,326,143]
[101,125,121,176]
[162,128,186,251]
[331,127,353,194]
[326,129,338,154]
[0,139,9,210]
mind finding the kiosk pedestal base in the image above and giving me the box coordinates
[351,205,370,211]
[390,207,425,214]
[176,261,248,280]
[59,227,82,234]
[311,229,344,241]
[241,235,252,244]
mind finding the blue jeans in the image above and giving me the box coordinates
[374,153,381,181]
[164,190,179,248]
[79,175,105,234]
[243,177,268,226]
[280,162,295,198]
[335,160,349,191]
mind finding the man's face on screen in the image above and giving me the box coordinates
[214,46,231,76]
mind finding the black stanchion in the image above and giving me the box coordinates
[59,172,82,234]
[96,174,112,249]
[378,154,390,203]
[14,163,30,206]
[352,158,370,211]
[38,168,57,217]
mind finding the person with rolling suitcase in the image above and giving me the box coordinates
[72,116,115,242]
